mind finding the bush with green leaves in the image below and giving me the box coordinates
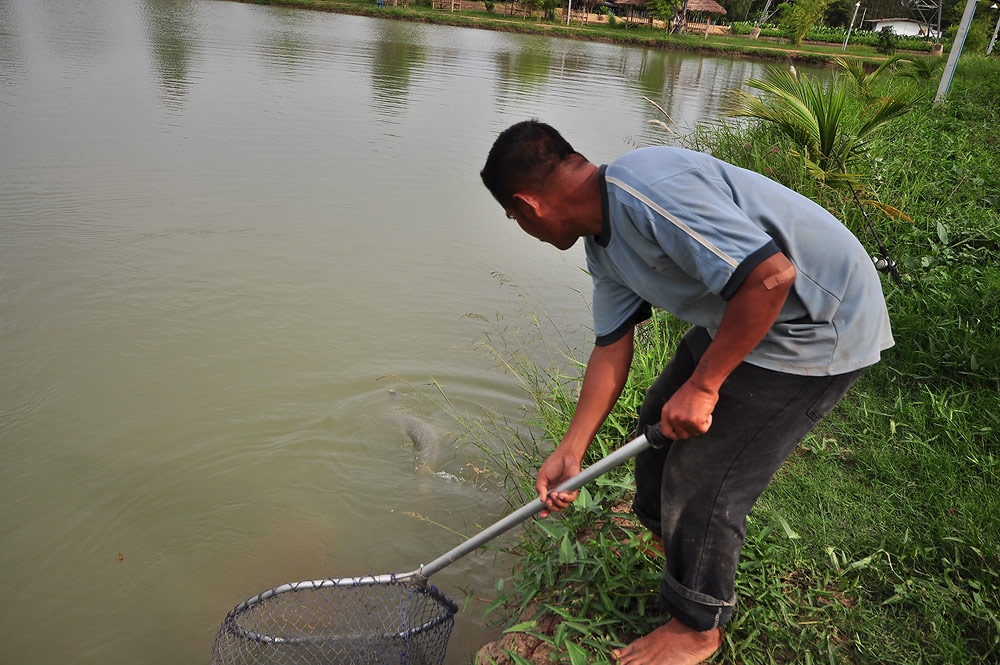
[648,0,680,30]
[900,55,944,80]
[875,26,898,54]
[538,0,559,20]
[723,64,922,189]
[944,14,994,53]
[727,20,938,50]
[779,0,834,45]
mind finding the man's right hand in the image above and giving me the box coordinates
[535,330,636,518]
[535,446,582,518]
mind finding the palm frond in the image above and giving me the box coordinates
[858,86,923,139]
[835,55,903,102]
[834,57,869,91]
[900,55,943,80]
[724,63,916,193]
[741,72,823,151]
[869,54,904,80]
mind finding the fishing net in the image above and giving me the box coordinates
[211,435,654,665]
[211,576,457,665]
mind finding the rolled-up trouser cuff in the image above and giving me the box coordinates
[631,496,660,536]
[659,571,736,631]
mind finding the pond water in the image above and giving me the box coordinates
[0,1,832,662]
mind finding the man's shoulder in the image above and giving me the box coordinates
[608,146,704,176]
[606,147,731,200]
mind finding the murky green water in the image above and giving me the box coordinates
[0,1,831,662]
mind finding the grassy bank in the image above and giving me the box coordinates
[229,0,924,66]
[470,56,999,664]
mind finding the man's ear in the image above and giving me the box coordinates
[511,192,542,218]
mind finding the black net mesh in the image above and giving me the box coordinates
[211,578,457,665]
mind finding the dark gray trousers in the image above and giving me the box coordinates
[632,327,862,631]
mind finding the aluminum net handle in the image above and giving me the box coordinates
[418,433,651,579]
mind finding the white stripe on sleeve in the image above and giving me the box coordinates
[605,175,739,269]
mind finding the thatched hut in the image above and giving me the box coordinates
[613,0,654,29]
[678,0,727,36]
[613,0,726,33]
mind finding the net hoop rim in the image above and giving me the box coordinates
[219,574,459,645]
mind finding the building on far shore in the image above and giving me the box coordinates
[867,17,940,38]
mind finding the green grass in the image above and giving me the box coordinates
[463,57,1000,664]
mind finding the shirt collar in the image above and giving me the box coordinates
[596,164,611,248]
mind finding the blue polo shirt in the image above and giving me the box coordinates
[585,147,893,376]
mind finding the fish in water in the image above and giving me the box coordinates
[387,390,441,465]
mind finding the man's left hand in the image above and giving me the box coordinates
[659,381,718,440]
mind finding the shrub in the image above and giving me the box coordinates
[900,55,944,80]
[484,0,494,11]
[727,20,936,51]
[944,15,993,54]
[723,64,922,189]
[779,0,834,45]
[875,26,898,54]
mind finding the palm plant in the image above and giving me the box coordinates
[899,55,944,81]
[723,66,921,190]
[834,54,903,102]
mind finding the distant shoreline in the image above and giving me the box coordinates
[224,0,898,66]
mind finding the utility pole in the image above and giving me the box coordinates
[755,0,772,27]
[936,0,978,102]
[988,3,1000,55]
[936,0,943,43]
[843,2,861,51]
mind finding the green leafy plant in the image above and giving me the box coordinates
[900,55,944,80]
[875,26,898,54]
[724,66,921,189]
[944,14,993,53]
[484,0,495,11]
[728,20,938,50]
[648,0,680,30]
[778,0,833,45]
[540,0,559,20]
[834,54,903,102]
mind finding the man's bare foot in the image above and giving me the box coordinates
[612,618,722,665]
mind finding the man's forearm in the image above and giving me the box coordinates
[559,329,635,459]
[690,253,795,393]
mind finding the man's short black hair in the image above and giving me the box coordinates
[480,120,583,209]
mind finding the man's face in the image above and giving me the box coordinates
[504,206,577,251]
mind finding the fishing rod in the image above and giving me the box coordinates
[848,185,904,287]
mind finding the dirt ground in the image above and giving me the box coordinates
[473,501,647,664]
[474,603,558,665]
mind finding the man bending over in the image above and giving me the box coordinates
[479,121,893,665]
